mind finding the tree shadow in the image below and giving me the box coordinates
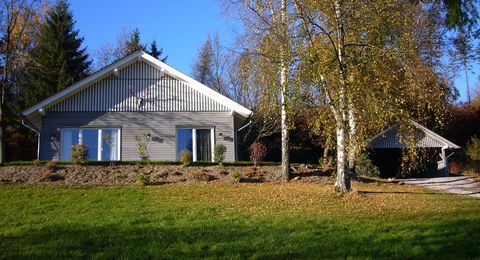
[1,217,479,259]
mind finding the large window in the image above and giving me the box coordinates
[176,128,214,162]
[60,128,120,161]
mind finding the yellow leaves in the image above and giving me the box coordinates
[156,181,466,221]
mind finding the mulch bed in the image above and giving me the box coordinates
[0,164,333,186]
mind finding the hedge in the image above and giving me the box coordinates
[1,160,280,167]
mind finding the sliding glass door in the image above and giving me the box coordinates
[176,128,213,162]
[60,128,120,161]
[196,129,212,162]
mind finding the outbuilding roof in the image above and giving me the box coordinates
[369,121,460,149]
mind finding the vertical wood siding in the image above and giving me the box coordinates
[47,61,229,113]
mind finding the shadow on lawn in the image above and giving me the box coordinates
[291,170,330,178]
[1,217,479,258]
[357,190,459,196]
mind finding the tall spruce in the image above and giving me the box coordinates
[449,29,476,103]
[192,36,214,87]
[148,40,167,62]
[23,0,91,108]
[124,28,146,55]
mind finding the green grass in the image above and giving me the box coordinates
[0,182,479,259]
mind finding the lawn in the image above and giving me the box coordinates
[0,182,479,259]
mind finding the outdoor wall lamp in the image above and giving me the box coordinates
[51,134,56,142]
[218,132,223,138]
[146,133,151,139]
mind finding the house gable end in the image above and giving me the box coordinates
[46,60,229,113]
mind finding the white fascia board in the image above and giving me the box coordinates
[22,51,253,118]
[140,53,253,118]
[412,121,460,149]
[21,52,145,116]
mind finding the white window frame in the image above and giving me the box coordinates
[176,127,214,162]
[60,128,121,161]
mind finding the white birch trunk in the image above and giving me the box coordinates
[280,0,290,180]
[347,101,356,174]
[333,0,351,192]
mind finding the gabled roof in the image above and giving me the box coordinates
[369,121,460,149]
[22,51,252,118]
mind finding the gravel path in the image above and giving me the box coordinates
[397,176,480,198]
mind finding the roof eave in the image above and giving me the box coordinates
[22,51,253,118]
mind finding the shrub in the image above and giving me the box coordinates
[134,133,150,160]
[318,156,333,169]
[179,150,192,165]
[135,173,150,186]
[466,136,480,161]
[250,142,267,167]
[71,144,88,164]
[214,144,227,164]
[356,152,380,177]
[229,171,242,182]
[44,161,56,175]
[42,161,56,181]
[32,160,41,166]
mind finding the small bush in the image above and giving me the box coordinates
[32,160,41,166]
[44,161,56,174]
[134,133,150,160]
[250,142,267,167]
[42,161,57,181]
[135,173,150,186]
[318,156,333,169]
[466,136,480,161]
[229,171,242,182]
[214,144,227,164]
[356,153,380,177]
[71,144,88,164]
[179,150,192,165]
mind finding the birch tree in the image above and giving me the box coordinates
[295,0,452,191]
[227,0,297,180]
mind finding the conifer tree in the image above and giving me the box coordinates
[148,40,167,62]
[23,0,91,108]
[124,28,146,55]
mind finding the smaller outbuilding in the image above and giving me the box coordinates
[369,121,460,177]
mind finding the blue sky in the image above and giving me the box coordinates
[69,0,474,102]
[69,0,237,76]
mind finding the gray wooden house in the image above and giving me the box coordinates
[21,51,252,162]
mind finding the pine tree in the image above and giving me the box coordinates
[148,40,167,62]
[124,28,146,55]
[192,36,214,86]
[450,29,476,103]
[23,0,91,108]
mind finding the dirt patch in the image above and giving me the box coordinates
[0,164,333,186]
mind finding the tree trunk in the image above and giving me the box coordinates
[323,136,331,165]
[333,0,351,192]
[0,48,8,164]
[347,101,356,174]
[334,116,350,192]
[464,62,471,104]
[280,0,290,180]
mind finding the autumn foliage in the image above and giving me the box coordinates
[250,142,267,166]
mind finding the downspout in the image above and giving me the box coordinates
[236,119,252,133]
[235,114,253,161]
[21,118,41,160]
